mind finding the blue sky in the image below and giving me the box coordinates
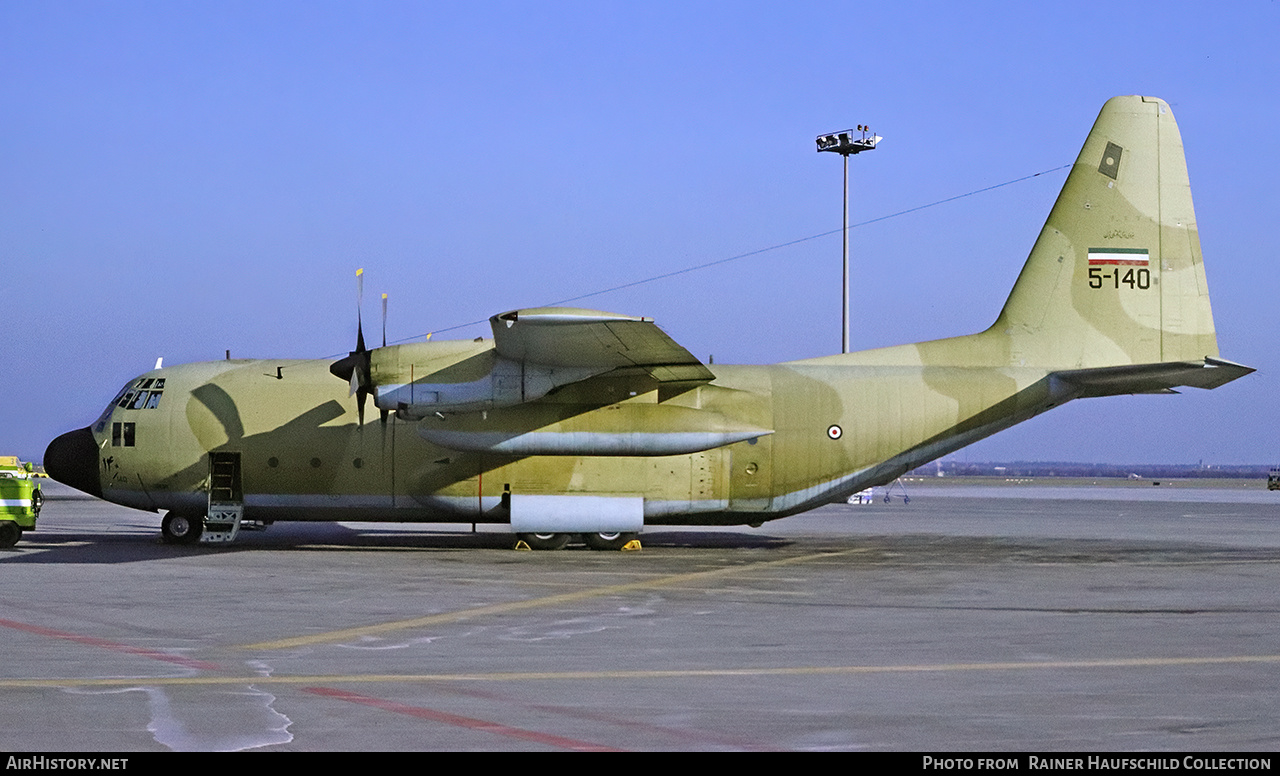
[3,2,1276,464]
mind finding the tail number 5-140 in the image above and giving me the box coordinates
[1089,267,1150,290]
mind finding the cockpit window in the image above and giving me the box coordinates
[119,379,164,411]
[93,377,166,433]
[111,422,136,447]
[94,386,130,433]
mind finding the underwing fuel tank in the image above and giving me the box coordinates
[419,402,772,456]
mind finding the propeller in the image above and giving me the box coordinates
[378,293,389,424]
[329,268,373,426]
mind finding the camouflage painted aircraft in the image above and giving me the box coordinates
[44,96,1251,550]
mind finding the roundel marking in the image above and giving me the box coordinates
[827,424,842,440]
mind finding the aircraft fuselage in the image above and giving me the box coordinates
[51,338,1060,528]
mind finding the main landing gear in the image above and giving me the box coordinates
[515,532,641,551]
[581,531,638,551]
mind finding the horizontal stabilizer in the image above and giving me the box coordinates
[1053,357,1254,398]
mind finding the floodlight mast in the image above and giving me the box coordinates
[816,126,880,353]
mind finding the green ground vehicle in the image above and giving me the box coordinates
[0,456,42,547]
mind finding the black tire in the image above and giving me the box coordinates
[161,513,204,545]
[517,532,571,550]
[581,531,638,551]
[0,522,21,548]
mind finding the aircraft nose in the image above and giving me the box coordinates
[44,427,102,498]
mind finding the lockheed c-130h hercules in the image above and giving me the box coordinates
[44,96,1252,550]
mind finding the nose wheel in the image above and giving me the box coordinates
[161,512,204,545]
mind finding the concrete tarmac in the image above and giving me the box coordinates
[2,480,1278,752]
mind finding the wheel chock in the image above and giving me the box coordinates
[621,539,642,552]
[513,540,533,551]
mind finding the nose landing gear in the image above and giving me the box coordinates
[160,512,204,545]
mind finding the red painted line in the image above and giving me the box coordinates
[303,686,623,751]
[1087,259,1149,265]
[0,617,221,671]
[433,683,772,751]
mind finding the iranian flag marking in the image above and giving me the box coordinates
[1088,248,1149,266]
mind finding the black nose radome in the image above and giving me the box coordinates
[45,427,102,498]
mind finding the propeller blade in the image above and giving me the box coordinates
[330,268,376,427]
[355,268,366,355]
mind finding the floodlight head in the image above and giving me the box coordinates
[816,128,881,155]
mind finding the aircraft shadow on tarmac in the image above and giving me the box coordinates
[0,523,795,564]
[6,523,1280,574]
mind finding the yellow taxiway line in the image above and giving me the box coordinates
[5,654,1280,689]
[239,548,869,650]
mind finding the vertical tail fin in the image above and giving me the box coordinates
[995,95,1218,369]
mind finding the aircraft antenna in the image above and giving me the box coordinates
[328,164,1069,354]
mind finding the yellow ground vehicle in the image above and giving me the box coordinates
[0,457,42,547]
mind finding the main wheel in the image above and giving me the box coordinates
[161,512,204,545]
[517,532,571,550]
[581,531,638,551]
[0,522,21,548]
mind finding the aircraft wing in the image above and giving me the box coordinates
[490,307,715,383]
